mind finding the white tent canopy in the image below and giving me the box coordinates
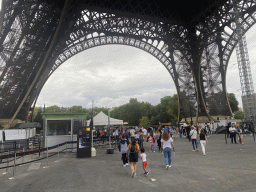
[87,111,123,126]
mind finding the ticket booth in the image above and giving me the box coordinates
[77,126,91,158]
[42,113,86,152]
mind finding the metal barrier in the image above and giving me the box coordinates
[0,141,77,179]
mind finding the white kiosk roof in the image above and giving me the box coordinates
[87,111,123,126]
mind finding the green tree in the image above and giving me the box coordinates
[234,110,244,120]
[34,109,43,126]
[111,98,155,126]
[67,105,84,113]
[154,95,179,124]
[228,93,239,112]
[139,116,150,127]
[45,105,63,113]
[28,107,40,122]
[167,94,179,122]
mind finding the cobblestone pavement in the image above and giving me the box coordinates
[1,134,256,192]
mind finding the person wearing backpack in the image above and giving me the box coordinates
[118,135,130,167]
[127,139,140,178]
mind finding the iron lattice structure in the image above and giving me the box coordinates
[233,0,256,121]
[1,0,256,125]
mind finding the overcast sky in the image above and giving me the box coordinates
[36,25,256,109]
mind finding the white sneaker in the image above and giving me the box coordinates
[126,163,129,166]
[192,150,195,152]
[169,165,171,168]
[123,164,126,167]
[166,165,169,170]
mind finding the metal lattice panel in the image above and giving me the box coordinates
[1,0,256,125]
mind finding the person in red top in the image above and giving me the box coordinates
[101,129,105,144]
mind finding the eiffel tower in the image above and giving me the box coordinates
[1,0,256,128]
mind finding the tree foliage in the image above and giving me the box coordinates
[228,93,239,112]
[139,116,150,127]
[31,92,238,126]
[34,109,43,126]
[45,105,63,113]
[67,105,84,113]
[111,95,179,126]
[234,110,244,120]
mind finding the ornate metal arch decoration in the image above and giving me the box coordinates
[33,32,197,120]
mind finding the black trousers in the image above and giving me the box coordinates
[230,132,237,143]
[122,153,128,165]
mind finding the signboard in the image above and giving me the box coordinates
[77,127,91,158]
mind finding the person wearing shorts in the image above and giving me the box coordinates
[139,147,149,176]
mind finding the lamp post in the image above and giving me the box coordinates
[107,108,114,154]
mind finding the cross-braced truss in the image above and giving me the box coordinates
[0,0,256,125]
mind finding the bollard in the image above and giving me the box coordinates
[64,142,68,157]
[3,151,10,175]
[20,148,25,166]
[43,147,49,168]
[9,152,16,179]
[2,142,4,153]
[39,141,41,158]
[55,144,60,163]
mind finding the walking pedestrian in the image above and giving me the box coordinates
[161,132,175,170]
[237,125,244,144]
[118,135,130,167]
[198,128,208,156]
[186,124,191,141]
[138,130,144,149]
[179,126,183,138]
[127,139,140,177]
[190,126,198,152]
[139,147,149,176]
[155,129,161,152]
[149,135,156,152]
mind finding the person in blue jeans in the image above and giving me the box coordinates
[190,126,198,152]
[179,126,183,137]
[161,132,175,170]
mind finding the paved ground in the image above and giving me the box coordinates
[1,134,256,192]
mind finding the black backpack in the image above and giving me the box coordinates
[130,145,135,153]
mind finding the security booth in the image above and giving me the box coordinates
[77,126,91,158]
[42,113,86,152]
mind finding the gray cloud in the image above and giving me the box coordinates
[37,45,175,109]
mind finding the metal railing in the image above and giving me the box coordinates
[0,141,77,179]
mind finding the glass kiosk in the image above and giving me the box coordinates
[77,126,91,158]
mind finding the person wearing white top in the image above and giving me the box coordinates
[139,148,149,176]
[142,127,147,140]
[229,124,237,144]
[161,132,175,170]
[189,126,198,152]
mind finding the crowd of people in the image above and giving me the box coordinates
[93,122,251,178]
[114,124,211,178]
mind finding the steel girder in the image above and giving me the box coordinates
[200,0,256,117]
[0,0,256,124]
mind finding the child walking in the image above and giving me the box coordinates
[149,135,156,152]
[139,147,149,176]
